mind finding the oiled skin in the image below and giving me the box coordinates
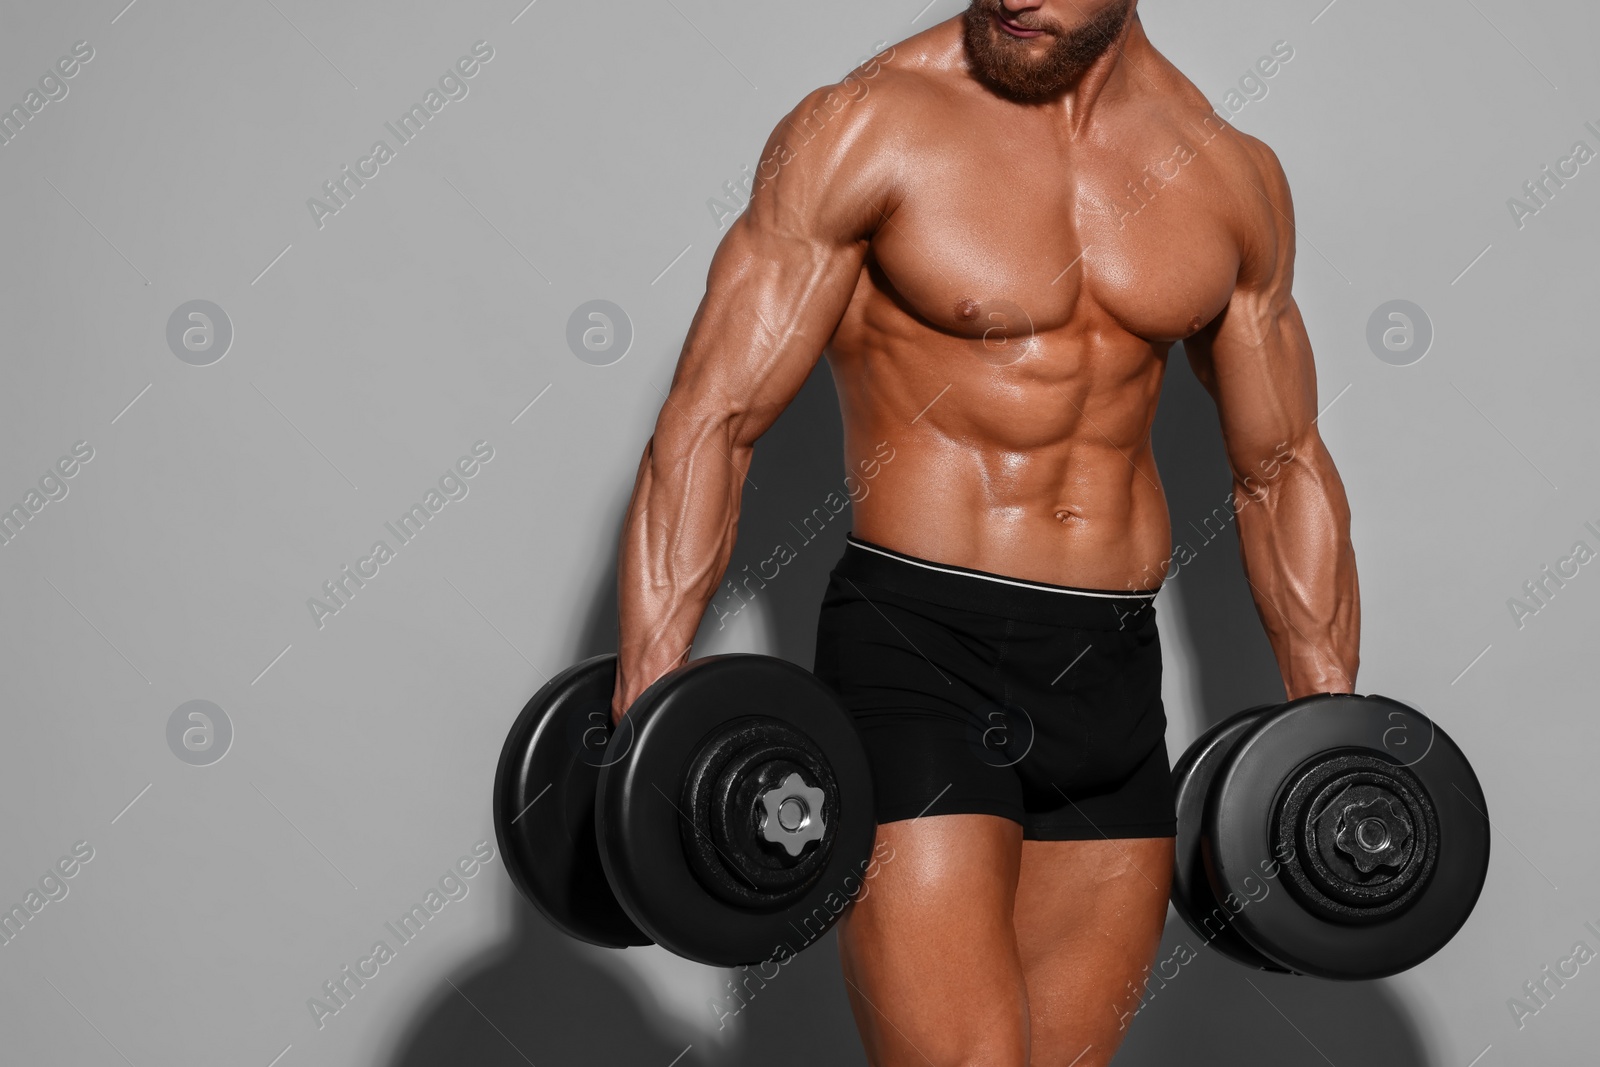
[609,5,1358,1064]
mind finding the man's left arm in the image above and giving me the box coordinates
[1184,135,1360,698]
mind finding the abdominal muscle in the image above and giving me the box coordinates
[825,328,1175,595]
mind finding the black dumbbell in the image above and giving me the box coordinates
[494,653,876,967]
[1171,693,1490,979]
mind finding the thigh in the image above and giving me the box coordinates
[1012,836,1174,1067]
[837,814,1031,1067]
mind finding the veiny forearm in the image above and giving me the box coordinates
[1234,435,1360,698]
[611,412,752,720]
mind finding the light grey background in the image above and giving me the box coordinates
[1,0,1596,1064]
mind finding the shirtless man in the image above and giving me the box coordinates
[609,2,1359,1063]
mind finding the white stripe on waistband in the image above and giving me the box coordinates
[846,537,1159,600]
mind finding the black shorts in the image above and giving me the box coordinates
[813,535,1176,841]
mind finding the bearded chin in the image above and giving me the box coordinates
[962,1,1131,103]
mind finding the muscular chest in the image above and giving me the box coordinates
[868,131,1240,344]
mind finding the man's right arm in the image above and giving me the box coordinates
[609,77,899,722]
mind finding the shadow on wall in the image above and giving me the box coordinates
[384,365,868,1067]
[384,361,1431,1067]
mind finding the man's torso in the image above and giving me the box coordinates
[822,22,1276,592]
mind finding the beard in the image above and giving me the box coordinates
[961,0,1133,103]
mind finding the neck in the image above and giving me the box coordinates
[1053,13,1146,134]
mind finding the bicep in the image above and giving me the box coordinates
[1185,138,1321,484]
[1186,290,1319,481]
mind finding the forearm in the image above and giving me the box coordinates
[611,415,750,717]
[1234,436,1360,697]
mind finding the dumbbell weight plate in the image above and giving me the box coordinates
[493,655,651,948]
[1207,694,1490,979]
[596,654,876,967]
[1170,703,1289,972]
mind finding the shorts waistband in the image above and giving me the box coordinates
[834,535,1158,629]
